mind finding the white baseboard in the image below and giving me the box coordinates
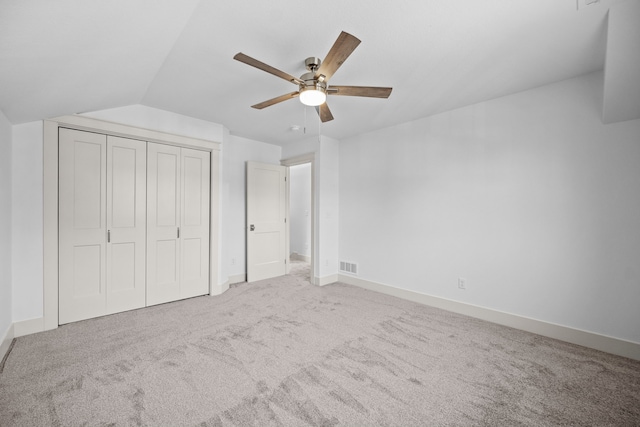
[315,274,339,287]
[338,274,640,361]
[1,323,15,362]
[290,252,311,263]
[211,275,242,296]
[210,281,228,296]
[219,280,230,293]
[229,273,246,285]
[14,317,45,337]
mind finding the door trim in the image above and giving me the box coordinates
[281,153,316,284]
[43,115,221,331]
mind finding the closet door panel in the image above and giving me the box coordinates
[109,243,135,291]
[180,148,210,299]
[72,245,102,297]
[156,240,178,284]
[147,143,181,306]
[106,136,147,314]
[59,128,107,324]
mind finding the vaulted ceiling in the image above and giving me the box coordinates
[0,0,624,145]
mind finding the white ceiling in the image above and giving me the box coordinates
[0,0,621,146]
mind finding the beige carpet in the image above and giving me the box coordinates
[1,266,639,426]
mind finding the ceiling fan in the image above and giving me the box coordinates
[233,31,392,123]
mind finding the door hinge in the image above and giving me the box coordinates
[284,218,286,223]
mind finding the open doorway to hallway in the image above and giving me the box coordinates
[288,163,312,283]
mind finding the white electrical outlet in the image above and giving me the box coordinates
[231,258,236,265]
[458,278,466,290]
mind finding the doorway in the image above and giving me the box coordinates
[288,163,312,283]
[246,157,316,284]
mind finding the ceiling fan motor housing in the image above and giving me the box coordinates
[300,71,327,90]
[304,57,322,72]
[302,56,327,92]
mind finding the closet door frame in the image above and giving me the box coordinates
[43,115,221,332]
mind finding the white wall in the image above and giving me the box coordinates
[0,110,12,341]
[82,104,224,142]
[339,71,640,344]
[12,121,43,322]
[289,163,311,258]
[221,133,282,281]
[318,136,340,280]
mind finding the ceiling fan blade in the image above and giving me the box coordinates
[328,85,392,98]
[315,103,334,123]
[315,31,361,81]
[234,53,303,85]
[251,92,300,109]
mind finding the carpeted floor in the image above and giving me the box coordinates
[1,262,639,426]
[289,258,312,281]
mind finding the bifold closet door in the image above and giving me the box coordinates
[105,135,147,314]
[59,129,146,324]
[147,143,210,306]
[59,129,107,324]
[147,143,181,305]
[180,148,211,298]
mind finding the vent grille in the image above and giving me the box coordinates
[340,261,358,275]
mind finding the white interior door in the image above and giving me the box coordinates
[247,161,287,282]
[59,128,107,324]
[147,143,181,306]
[106,135,147,314]
[180,148,210,298]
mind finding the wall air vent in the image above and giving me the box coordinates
[340,261,358,275]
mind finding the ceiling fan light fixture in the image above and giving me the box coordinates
[234,32,391,122]
[299,85,327,106]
